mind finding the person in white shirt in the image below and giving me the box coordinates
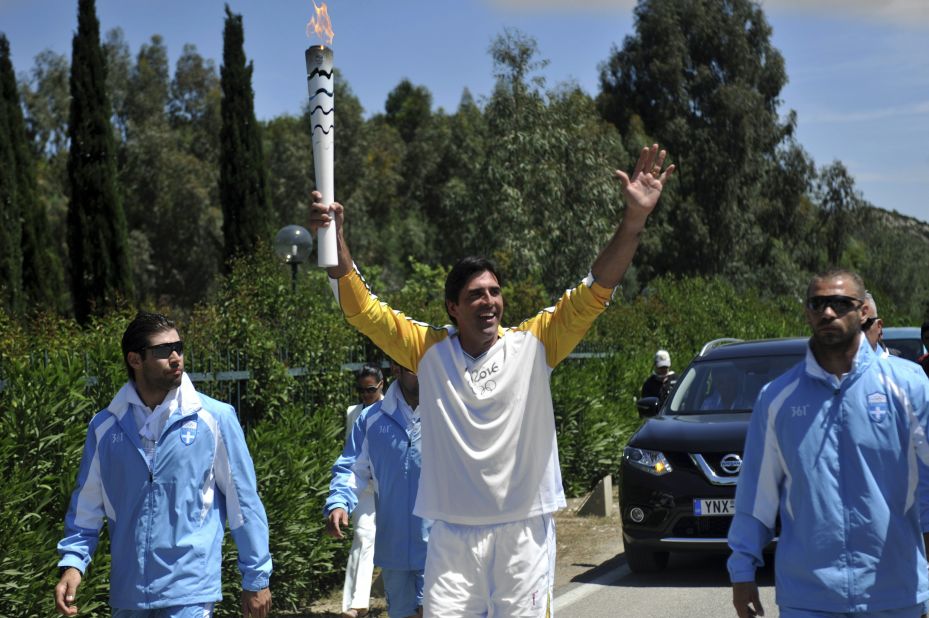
[309,144,674,617]
[339,363,384,618]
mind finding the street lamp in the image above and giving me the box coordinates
[273,225,313,292]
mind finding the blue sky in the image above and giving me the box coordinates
[2,0,927,223]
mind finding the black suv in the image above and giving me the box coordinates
[619,337,807,572]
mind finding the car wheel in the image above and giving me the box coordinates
[624,542,670,573]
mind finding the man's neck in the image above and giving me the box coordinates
[400,385,418,410]
[811,335,861,379]
[133,382,169,411]
[459,332,498,359]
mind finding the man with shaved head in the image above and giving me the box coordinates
[729,268,929,618]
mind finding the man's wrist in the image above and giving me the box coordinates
[59,566,79,577]
[618,214,647,235]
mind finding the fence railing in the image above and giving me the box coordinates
[0,350,615,412]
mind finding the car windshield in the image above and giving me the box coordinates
[883,337,925,362]
[668,355,802,415]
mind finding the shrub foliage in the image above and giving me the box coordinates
[1,257,812,616]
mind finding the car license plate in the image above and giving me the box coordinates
[693,498,734,516]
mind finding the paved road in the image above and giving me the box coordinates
[553,551,777,618]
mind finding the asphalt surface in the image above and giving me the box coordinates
[553,542,777,618]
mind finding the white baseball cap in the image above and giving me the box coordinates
[654,350,671,368]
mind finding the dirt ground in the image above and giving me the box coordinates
[298,495,624,617]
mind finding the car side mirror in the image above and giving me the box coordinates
[636,396,661,418]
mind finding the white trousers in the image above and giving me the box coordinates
[342,490,377,612]
[423,514,555,617]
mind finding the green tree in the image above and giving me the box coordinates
[384,79,433,144]
[102,28,131,142]
[428,90,489,265]
[853,207,929,323]
[169,43,221,163]
[19,49,70,159]
[1,34,66,313]
[125,35,169,133]
[597,0,794,283]
[329,71,366,208]
[219,5,270,266]
[451,30,627,293]
[342,117,411,284]
[264,114,311,226]
[119,35,172,297]
[815,160,862,267]
[18,49,71,265]
[66,0,134,322]
[0,35,23,314]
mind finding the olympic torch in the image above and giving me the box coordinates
[305,2,337,267]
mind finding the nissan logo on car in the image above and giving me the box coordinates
[720,453,742,474]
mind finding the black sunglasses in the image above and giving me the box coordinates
[806,295,862,316]
[141,340,184,359]
[862,316,879,332]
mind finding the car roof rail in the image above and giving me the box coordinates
[699,338,743,357]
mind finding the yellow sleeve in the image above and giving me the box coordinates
[515,278,613,368]
[335,269,447,372]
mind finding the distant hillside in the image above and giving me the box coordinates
[868,206,929,245]
[857,205,929,321]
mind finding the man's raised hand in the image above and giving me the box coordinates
[615,144,675,223]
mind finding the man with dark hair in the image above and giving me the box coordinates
[310,145,674,616]
[442,256,501,324]
[326,362,425,618]
[729,270,929,618]
[54,311,272,618]
[338,362,385,618]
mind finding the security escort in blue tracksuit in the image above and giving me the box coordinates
[54,312,272,618]
[325,363,428,618]
[728,269,929,618]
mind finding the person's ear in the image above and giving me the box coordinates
[446,299,459,322]
[127,351,143,371]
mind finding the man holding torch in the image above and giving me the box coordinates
[309,144,673,616]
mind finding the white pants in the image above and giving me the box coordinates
[342,490,377,612]
[423,514,555,617]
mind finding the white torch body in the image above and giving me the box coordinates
[305,46,338,267]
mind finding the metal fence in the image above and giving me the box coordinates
[0,346,363,413]
[0,347,613,413]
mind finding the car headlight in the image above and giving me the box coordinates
[623,446,673,476]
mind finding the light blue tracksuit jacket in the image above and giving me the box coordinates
[57,375,272,609]
[728,336,929,613]
[325,382,429,571]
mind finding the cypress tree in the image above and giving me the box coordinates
[219,5,270,266]
[66,0,134,322]
[0,35,23,314]
[0,34,66,313]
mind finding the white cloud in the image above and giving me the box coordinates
[488,0,929,27]
[809,100,929,123]
[760,0,929,27]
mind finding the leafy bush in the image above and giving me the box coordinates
[0,262,831,616]
[0,254,360,617]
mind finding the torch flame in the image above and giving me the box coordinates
[306,1,334,47]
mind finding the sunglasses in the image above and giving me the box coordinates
[356,382,382,394]
[806,295,862,316]
[142,340,184,359]
[862,316,879,332]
